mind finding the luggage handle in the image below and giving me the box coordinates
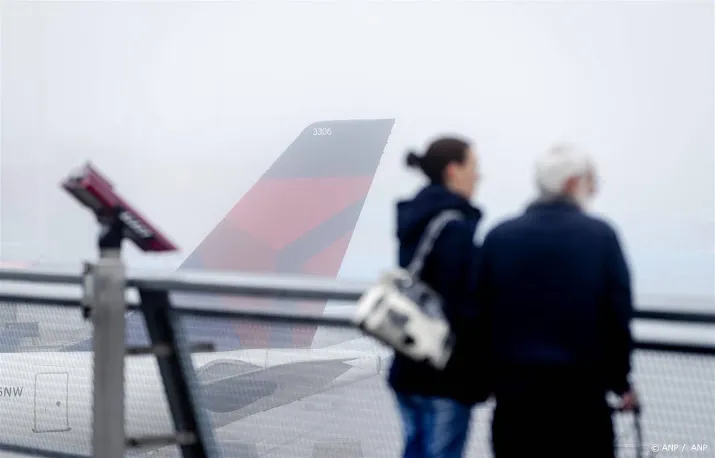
[610,404,650,458]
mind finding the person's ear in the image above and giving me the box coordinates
[563,176,580,195]
[443,162,457,182]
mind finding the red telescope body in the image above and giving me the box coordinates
[62,163,178,252]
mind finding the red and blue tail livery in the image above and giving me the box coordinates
[63,119,394,352]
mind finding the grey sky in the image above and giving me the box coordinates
[2,1,713,304]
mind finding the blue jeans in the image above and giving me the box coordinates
[394,393,472,458]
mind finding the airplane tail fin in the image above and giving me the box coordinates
[175,119,394,350]
[62,119,393,353]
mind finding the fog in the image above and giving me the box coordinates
[2,1,713,308]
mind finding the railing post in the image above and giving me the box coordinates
[133,288,218,457]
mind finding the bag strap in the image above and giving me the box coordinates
[406,210,463,278]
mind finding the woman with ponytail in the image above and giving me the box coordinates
[389,136,489,457]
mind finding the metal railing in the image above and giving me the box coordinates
[0,264,712,457]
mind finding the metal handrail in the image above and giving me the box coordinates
[0,266,712,457]
[0,265,712,323]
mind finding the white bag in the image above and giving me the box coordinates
[353,210,462,370]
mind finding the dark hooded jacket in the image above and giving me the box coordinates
[388,184,489,405]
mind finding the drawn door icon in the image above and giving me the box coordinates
[33,372,71,433]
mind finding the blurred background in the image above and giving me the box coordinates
[1,1,713,457]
